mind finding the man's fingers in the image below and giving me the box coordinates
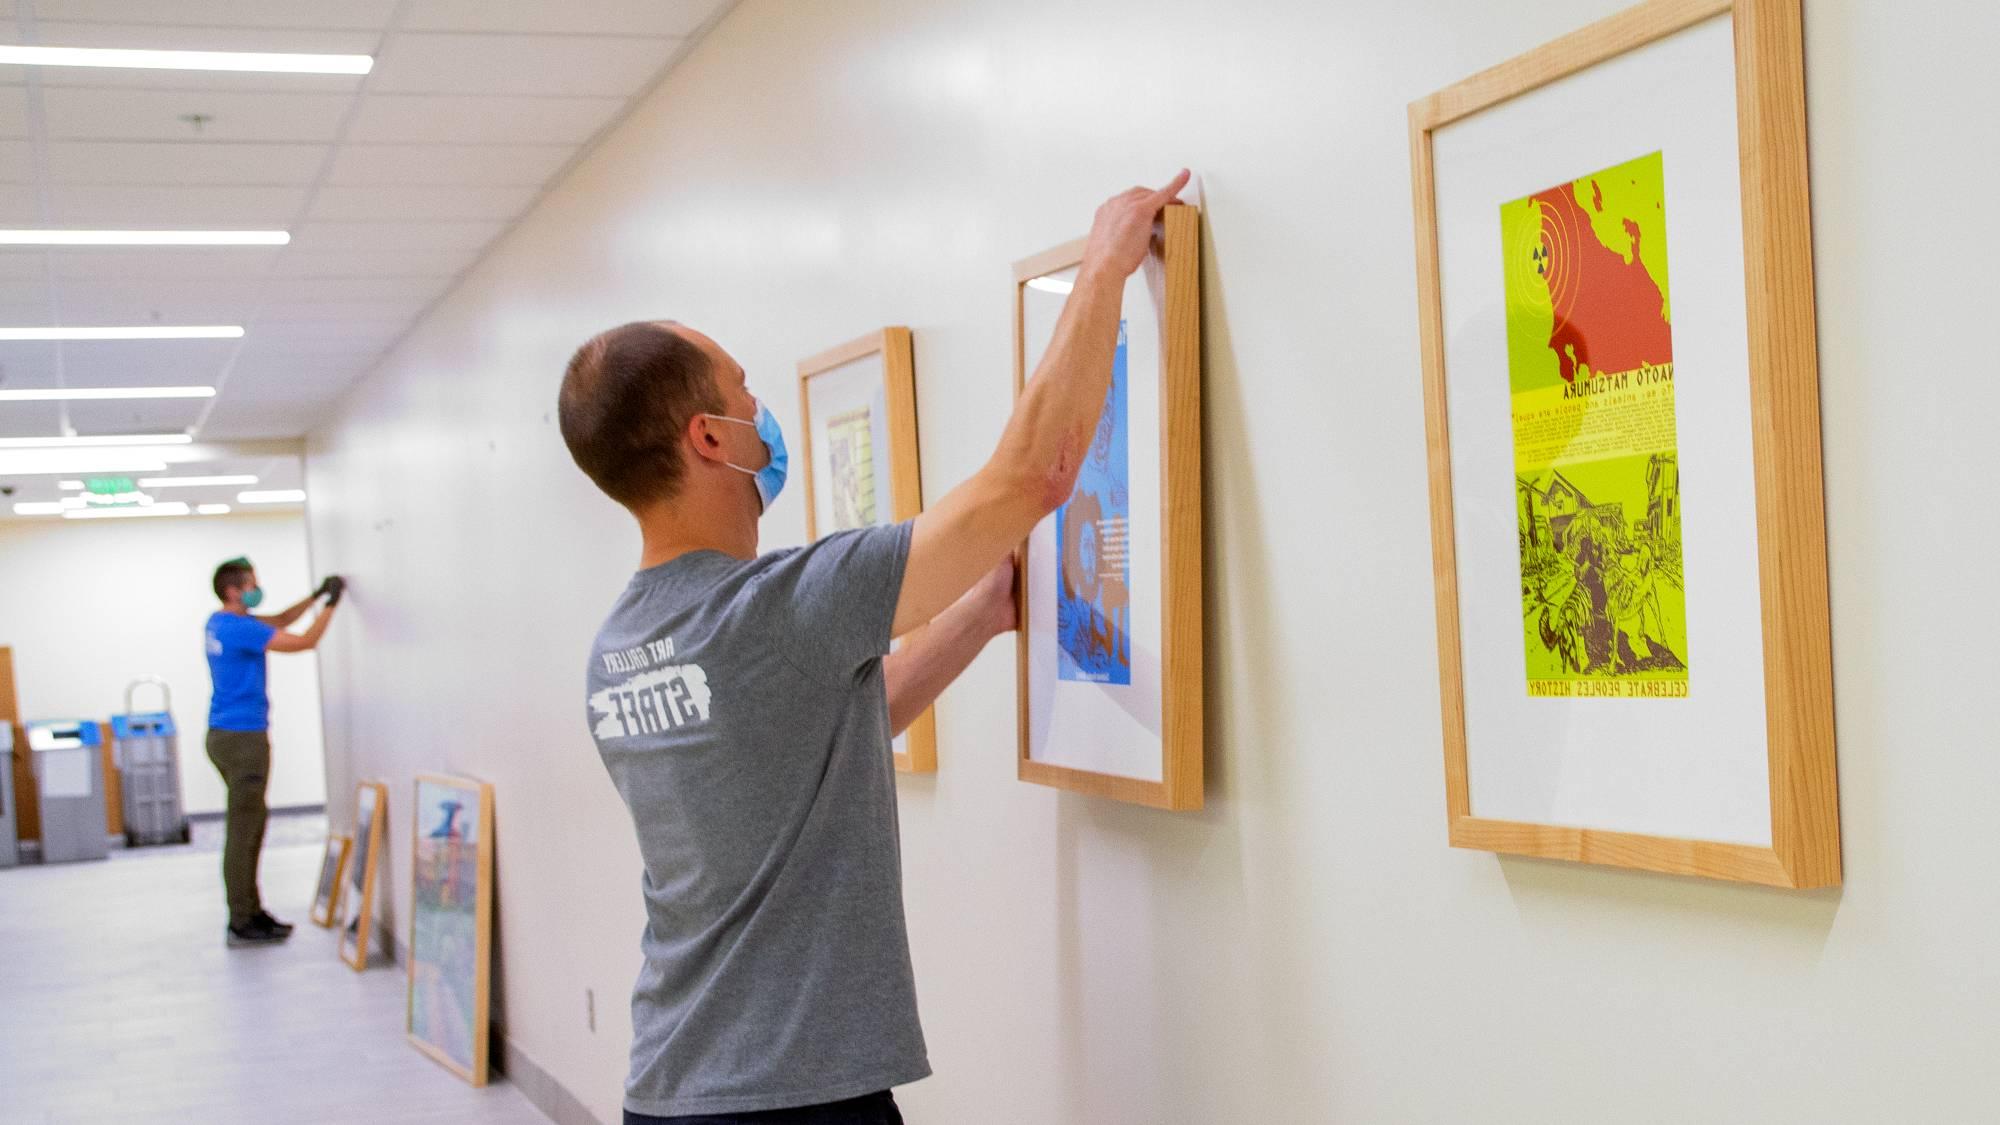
[1150,168,1191,206]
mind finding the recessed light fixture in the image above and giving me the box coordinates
[0,45,372,75]
[0,386,217,402]
[64,501,192,520]
[140,474,257,489]
[0,229,288,246]
[238,489,306,504]
[57,479,84,490]
[11,501,64,515]
[0,434,193,449]
[197,503,232,515]
[0,326,243,341]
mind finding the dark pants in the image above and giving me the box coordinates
[205,729,271,926]
[624,1091,902,1125]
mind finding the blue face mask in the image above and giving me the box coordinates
[242,586,265,610]
[706,399,789,512]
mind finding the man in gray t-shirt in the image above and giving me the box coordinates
[558,170,1189,1124]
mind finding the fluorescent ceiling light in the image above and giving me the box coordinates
[12,501,64,515]
[1026,276,1074,295]
[0,325,242,341]
[196,503,232,515]
[0,451,170,475]
[139,474,256,489]
[64,501,191,520]
[0,229,288,246]
[0,386,216,402]
[0,434,192,448]
[0,45,372,75]
[238,489,305,504]
[57,479,83,490]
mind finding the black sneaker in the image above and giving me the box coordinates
[252,910,295,938]
[226,917,288,948]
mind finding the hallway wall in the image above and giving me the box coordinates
[305,1,2000,1121]
[0,510,326,815]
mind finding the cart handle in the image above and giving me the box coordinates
[124,676,172,717]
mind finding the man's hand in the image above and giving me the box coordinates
[322,575,345,607]
[1078,169,1190,285]
[967,557,1018,640]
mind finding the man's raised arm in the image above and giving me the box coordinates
[891,170,1189,637]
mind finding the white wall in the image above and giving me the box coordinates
[0,510,326,815]
[305,1,2000,1121]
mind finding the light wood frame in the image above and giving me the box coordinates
[310,833,351,928]
[1010,203,1204,810]
[339,780,388,970]
[1408,0,1838,886]
[406,774,495,1087]
[797,327,936,773]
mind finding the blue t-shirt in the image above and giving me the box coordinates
[206,610,277,731]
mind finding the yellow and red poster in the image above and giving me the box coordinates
[1501,150,1689,698]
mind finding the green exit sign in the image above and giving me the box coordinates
[85,476,137,495]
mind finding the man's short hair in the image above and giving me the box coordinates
[558,321,723,508]
[213,557,253,601]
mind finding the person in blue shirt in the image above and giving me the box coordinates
[204,556,342,948]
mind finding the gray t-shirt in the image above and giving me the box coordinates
[584,521,929,1117]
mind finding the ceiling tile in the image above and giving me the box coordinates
[52,277,266,321]
[0,402,65,440]
[47,184,308,226]
[56,340,237,383]
[288,219,503,251]
[43,141,328,185]
[0,185,40,223]
[254,298,416,321]
[32,0,399,30]
[272,245,474,277]
[0,256,47,279]
[265,276,449,302]
[0,342,59,386]
[0,88,27,139]
[0,141,32,182]
[308,183,536,222]
[0,278,47,306]
[62,397,207,435]
[399,0,727,36]
[40,87,357,142]
[368,32,677,98]
[325,142,574,186]
[345,93,621,145]
[47,247,284,279]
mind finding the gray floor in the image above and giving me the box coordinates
[0,819,551,1124]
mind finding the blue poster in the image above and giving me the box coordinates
[1056,319,1132,685]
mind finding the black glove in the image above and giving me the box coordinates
[322,575,345,607]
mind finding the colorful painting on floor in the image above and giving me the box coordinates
[1501,150,1690,698]
[407,775,491,1083]
[1055,319,1132,686]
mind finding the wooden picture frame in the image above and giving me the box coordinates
[310,832,350,928]
[338,780,387,969]
[1408,0,1837,886]
[797,327,936,773]
[1010,203,1203,810]
[406,774,495,1086]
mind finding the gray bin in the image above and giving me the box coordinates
[0,722,18,868]
[112,678,188,846]
[27,719,108,864]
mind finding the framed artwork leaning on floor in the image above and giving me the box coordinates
[406,774,495,1086]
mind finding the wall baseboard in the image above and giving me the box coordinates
[494,1029,605,1125]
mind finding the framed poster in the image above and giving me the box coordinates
[310,833,350,928]
[406,774,495,1087]
[797,328,936,773]
[1012,203,1203,810]
[1408,0,1837,886]
[338,780,387,969]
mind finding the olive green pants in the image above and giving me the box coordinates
[205,729,271,926]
